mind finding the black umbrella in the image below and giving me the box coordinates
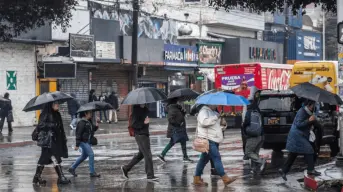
[168,88,200,101]
[77,101,113,113]
[121,87,167,105]
[23,91,74,112]
[290,82,343,105]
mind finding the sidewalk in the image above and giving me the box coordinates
[0,117,197,148]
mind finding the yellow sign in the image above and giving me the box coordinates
[290,62,337,94]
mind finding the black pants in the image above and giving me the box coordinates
[0,117,12,132]
[161,138,187,158]
[124,134,154,178]
[241,126,247,156]
[282,152,315,174]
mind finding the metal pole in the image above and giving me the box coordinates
[323,13,326,60]
[337,0,343,160]
[283,1,289,64]
[131,0,139,90]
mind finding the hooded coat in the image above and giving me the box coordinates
[166,104,187,138]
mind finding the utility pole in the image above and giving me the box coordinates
[131,0,139,90]
[283,0,289,64]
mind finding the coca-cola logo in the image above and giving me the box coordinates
[268,69,291,90]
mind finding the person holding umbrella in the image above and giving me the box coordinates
[121,87,167,181]
[68,101,113,178]
[158,98,192,163]
[33,102,70,185]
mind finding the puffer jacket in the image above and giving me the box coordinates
[196,106,223,143]
[166,104,186,138]
[75,118,98,147]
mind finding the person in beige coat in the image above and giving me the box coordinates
[193,105,237,186]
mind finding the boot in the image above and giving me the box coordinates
[192,176,208,186]
[54,165,70,185]
[222,175,237,186]
[32,165,47,185]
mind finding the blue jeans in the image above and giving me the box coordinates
[99,111,107,121]
[71,142,95,173]
[195,140,225,177]
[70,115,77,128]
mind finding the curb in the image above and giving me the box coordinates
[0,127,197,149]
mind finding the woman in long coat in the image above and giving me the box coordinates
[158,98,192,163]
[33,102,70,185]
[279,100,321,181]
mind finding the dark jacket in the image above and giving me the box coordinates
[286,107,314,154]
[108,93,119,109]
[75,119,99,147]
[89,94,97,102]
[166,104,187,138]
[67,94,80,115]
[37,111,68,158]
[242,102,263,137]
[132,105,149,136]
[0,99,12,117]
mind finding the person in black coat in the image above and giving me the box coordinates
[121,104,158,181]
[107,91,119,123]
[0,92,13,133]
[67,93,80,129]
[68,110,100,178]
[33,102,70,185]
[158,98,192,163]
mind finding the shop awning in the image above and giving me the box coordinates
[164,66,196,71]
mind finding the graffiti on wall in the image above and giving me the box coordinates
[88,1,178,44]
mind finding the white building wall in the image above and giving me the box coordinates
[0,43,36,127]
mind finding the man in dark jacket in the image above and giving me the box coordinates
[158,99,192,163]
[67,93,80,129]
[107,91,119,123]
[121,104,158,181]
[0,92,13,133]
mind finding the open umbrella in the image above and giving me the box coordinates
[121,87,167,105]
[77,101,113,113]
[167,88,200,101]
[23,91,74,112]
[290,82,343,105]
[196,91,250,106]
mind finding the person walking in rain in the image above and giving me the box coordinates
[279,100,321,181]
[242,87,266,174]
[158,98,192,163]
[68,110,101,178]
[33,102,70,185]
[193,104,237,186]
[0,93,13,133]
[108,91,119,124]
[98,93,108,123]
[121,104,159,181]
[67,93,80,130]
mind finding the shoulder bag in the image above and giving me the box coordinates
[192,126,209,153]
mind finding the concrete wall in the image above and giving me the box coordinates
[0,43,36,127]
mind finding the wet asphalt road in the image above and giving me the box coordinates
[0,127,336,192]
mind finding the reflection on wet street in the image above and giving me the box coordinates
[0,128,334,192]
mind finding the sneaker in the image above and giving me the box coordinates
[90,172,101,177]
[278,169,287,181]
[158,155,166,163]
[147,176,159,181]
[100,120,103,123]
[307,170,321,176]
[260,159,266,173]
[68,168,77,177]
[121,166,129,179]
[183,157,193,163]
[69,125,74,129]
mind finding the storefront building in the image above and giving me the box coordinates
[222,38,284,64]
[263,30,322,64]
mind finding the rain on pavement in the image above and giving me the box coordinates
[0,120,335,192]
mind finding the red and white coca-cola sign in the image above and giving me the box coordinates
[265,68,291,90]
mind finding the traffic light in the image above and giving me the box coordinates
[338,22,343,44]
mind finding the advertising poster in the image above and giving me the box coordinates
[221,74,254,98]
[198,43,222,67]
[262,68,291,90]
[290,62,337,94]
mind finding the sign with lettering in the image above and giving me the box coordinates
[198,43,222,67]
[249,47,276,60]
[164,44,198,67]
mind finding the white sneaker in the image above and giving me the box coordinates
[69,125,74,129]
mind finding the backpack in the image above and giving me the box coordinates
[245,110,262,137]
[128,114,134,137]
